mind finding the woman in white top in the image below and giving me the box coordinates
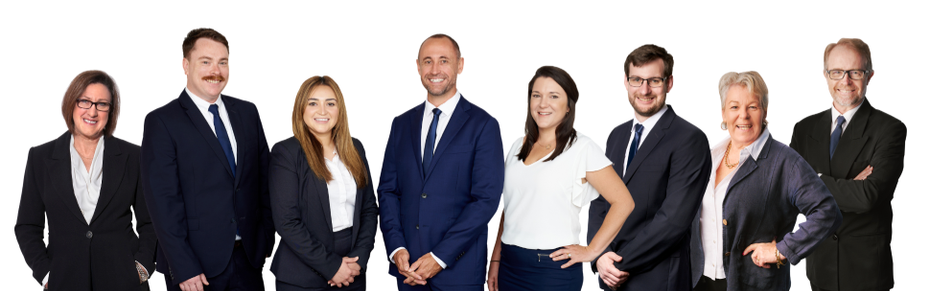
[269,76,379,291]
[486,66,635,291]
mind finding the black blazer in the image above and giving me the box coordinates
[141,90,275,282]
[269,137,378,288]
[588,106,712,291]
[15,132,156,291]
[790,99,906,291]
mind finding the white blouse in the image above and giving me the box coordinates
[325,150,357,232]
[70,135,105,224]
[501,133,613,249]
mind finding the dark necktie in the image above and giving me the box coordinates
[423,108,441,176]
[627,123,644,172]
[209,104,236,177]
[830,115,846,159]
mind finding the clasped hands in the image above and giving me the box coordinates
[329,256,361,288]
[393,249,443,286]
[594,251,629,290]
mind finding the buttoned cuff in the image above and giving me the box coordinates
[389,247,406,263]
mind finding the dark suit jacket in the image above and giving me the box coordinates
[690,134,842,291]
[378,96,504,286]
[588,106,712,291]
[790,99,906,291]
[269,137,378,288]
[141,90,275,282]
[15,132,156,290]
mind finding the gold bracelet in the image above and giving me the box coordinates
[774,248,785,269]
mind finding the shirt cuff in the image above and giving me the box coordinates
[430,252,447,269]
[42,272,48,286]
[389,247,406,264]
[135,260,149,280]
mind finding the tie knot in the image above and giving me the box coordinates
[836,115,846,125]
[433,108,442,115]
[209,104,219,115]
[634,123,644,133]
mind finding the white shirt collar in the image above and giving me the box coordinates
[186,87,225,109]
[711,127,770,161]
[630,104,668,133]
[424,91,461,116]
[831,97,864,131]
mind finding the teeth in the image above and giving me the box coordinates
[84,119,97,124]
[430,78,444,82]
[314,118,329,121]
[736,125,751,129]
[206,80,220,84]
[538,112,551,116]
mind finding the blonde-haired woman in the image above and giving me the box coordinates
[269,76,378,291]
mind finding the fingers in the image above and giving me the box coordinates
[617,271,630,284]
[199,274,209,285]
[606,252,623,262]
[560,258,579,269]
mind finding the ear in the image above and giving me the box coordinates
[415,58,421,73]
[865,70,875,85]
[457,57,464,74]
[665,75,674,93]
[182,58,190,76]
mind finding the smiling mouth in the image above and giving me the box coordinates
[203,76,226,83]
[314,118,329,122]
[83,119,97,125]
[735,124,751,129]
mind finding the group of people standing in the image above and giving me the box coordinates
[14,28,904,291]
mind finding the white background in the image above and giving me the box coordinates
[1,1,925,290]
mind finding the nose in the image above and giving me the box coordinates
[638,83,653,95]
[539,96,550,108]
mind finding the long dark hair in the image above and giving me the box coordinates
[517,66,578,162]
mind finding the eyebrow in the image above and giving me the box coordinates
[309,97,337,101]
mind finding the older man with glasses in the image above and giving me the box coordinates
[790,38,907,291]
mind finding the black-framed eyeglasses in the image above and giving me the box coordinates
[826,69,870,80]
[627,76,667,88]
[76,99,111,112]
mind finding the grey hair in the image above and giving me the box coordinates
[718,71,768,113]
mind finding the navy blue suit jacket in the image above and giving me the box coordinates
[588,106,712,291]
[141,90,274,282]
[269,137,379,288]
[690,135,841,291]
[378,96,504,286]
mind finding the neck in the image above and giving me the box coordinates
[73,134,101,158]
[633,112,651,123]
[537,128,557,145]
[427,91,455,108]
[188,86,220,103]
[833,99,862,115]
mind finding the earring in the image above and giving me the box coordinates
[720,121,727,130]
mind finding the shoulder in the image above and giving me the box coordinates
[607,120,632,138]
[351,137,366,153]
[272,136,300,153]
[28,135,64,157]
[223,95,261,116]
[460,98,494,120]
[795,109,830,128]
[866,106,906,132]
[146,98,182,118]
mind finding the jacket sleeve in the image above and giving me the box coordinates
[14,147,51,285]
[820,122,906,214]
[378,118,407,259]
[256,111,275,256]
[614,129,712,274]
[347,139,379,271]
[777,156,842,264]
[429,118,504,267]
[141,113,203,282]
[269,141,342,279]
[131,148,157,273]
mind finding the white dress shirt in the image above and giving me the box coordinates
[389,91,462,269]
[325,150,357,232]
[501,134,613,249]
[700,128,770,279]
[621,105,668,175]
[70,135,104,224]
[831,98,864,136]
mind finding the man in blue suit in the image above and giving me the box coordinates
[588,44,712,291]
[142,28,275,291]
[378,34,505,291]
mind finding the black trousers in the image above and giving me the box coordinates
[164,241,264,291]
[693,275,727,291]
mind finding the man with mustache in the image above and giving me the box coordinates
[791,38,906,291]
[378,34,504,291]
[142,28,275,291]
[588,44,712,291]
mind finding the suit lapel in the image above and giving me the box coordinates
[727,136,769,197]
[426,99,470,180]
[831,99,873,178]
[49,132,87,224]
[226,97,244,186]
[180,91,235,178]
[625,107,674,180]
[611,122,633,182]
[410,103,426,180]
[90,136,125,224]
[311,171,335,232]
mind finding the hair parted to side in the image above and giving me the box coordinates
[291,76,368,188]
[624,44,674,78]
[61,70,120,137]
[183,28,229,59]
[517,66,579,163]
[718,71,769,127]
[420,33,461,58]
[824,38,872,72]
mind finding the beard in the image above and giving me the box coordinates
[629,92,665,118]
[422,75,456,98]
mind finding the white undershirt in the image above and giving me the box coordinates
[325,150,357,232]
[70,135,105,225]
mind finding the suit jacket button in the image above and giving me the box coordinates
[231,218,236,224]
[724,252,730,257]
[832,234,838,240]
[416,224,420,230]
[722,219,728,226]
[421,193,427,198]
[85,231,93,238]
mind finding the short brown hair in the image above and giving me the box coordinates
[183,28,229,58]
[824,38,872,72]
[61,70,120,136]
[420,34,461,59]
[624,44,674,78]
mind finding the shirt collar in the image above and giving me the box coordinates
[831,97,864,125]
[710,127,770,160]
[631,104,668,131]
[425,91,461,116]
[186,87,225,111]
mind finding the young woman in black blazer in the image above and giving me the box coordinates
[269,76,378,291]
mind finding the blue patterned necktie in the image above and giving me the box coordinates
[830,115,846,159]
[423,108,441,176]
[209,104,236,177]
[627,123,644,173]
